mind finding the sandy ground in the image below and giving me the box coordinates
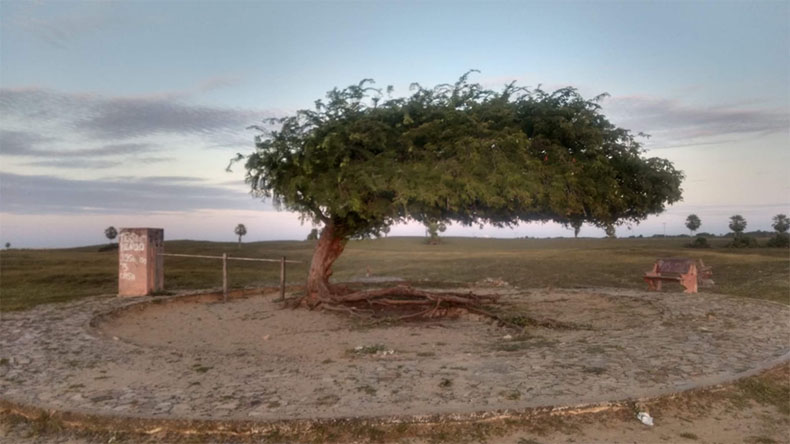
[1,286,788,443]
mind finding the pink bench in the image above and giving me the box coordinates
[643,258,699,293]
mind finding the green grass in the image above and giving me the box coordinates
[1,236,788,312]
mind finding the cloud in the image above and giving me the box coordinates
[24,159,123,169]
[606,96,789,146]
[1,131,155,158]
[0,172,271,215]
[14,10,114,49]
[0,87,271,140]
[0,130,53,155]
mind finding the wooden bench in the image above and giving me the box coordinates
[643,258,699,293]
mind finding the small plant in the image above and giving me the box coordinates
[728,235,758,248]
[357,384,377,395]
[425,219,447,245]
[348,344,388,355]
[687,236,710,248]
[679,431,699,440]
[192,364,212,373]
[439,378,453,388]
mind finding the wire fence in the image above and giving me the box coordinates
[159,253,302,302]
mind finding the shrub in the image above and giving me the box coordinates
[688,236,710,248]
[766,233,790,248]
[727,235,759,248]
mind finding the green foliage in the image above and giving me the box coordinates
[772,214,789,234]
[234,223,247,246]
[685,214,701,235]
[239,72,683,241]
[727,235,758,248]
[766,233,789,248]
[425,219,447,244]
[570,219,583,238]
[234,223,247,237]
[307,228,319,240]
[729,215,747,235]
[104,226,117,242]
[688,236,710,248]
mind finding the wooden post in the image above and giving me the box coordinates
[279,256,286,301]
[222,253,228,303]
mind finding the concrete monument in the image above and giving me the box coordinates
[118,228,164,297]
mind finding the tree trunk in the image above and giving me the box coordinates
[238,235,242,249]
[303,223,347,307]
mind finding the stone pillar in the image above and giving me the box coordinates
[118,228,164,297]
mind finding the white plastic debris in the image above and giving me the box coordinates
[503,334,513,340]
[637,411,654,426]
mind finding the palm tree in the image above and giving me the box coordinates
[234,224,247,248]
[105,226,118,244]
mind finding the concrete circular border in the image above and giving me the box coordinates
[1,286,788,440]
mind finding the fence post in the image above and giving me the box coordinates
[222,253,228,303]
[279,256,286,301]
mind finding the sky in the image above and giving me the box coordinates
[1,0,788,248]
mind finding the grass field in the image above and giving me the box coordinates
[1,236,788,312]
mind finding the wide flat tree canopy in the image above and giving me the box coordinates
[243,73,683,239]
[239,72,684,304]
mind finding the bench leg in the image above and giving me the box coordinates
[644,278,660,291]
[681,275,698,293]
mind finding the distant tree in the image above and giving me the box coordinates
[604,225,616,239]
[772,214,789,234]
[425,219,447,245]
[104,226,118,244]
[685,214,701,236]
[767,214,790,248]
[307,228,319,241]
[238,72,683,307]
[728,215,747,236]
[570,219,583,238]
[4,242,10,249]
[234,224,247,248]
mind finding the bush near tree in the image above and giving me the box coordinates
[767,214,789,248]
[237,72,683,308]
[727,215,757,248]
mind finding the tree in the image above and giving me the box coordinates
[604,225,616,239]
[425,219,447,244]
[767,214,790,248]
[234,224,247,248]
[307,228,320,241]
[729,215,747,236]
[238,72,684,307]
[105,226,118,244]
[685,214,701,236]
[772,214,789,234]
[4,242,9,249]
[570,219,583,238]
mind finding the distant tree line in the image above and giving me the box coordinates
[683,213,789,248]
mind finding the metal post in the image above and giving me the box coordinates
[279,256,286,301]
[222,253,228,303]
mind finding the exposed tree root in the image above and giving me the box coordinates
[305,284,500,320]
